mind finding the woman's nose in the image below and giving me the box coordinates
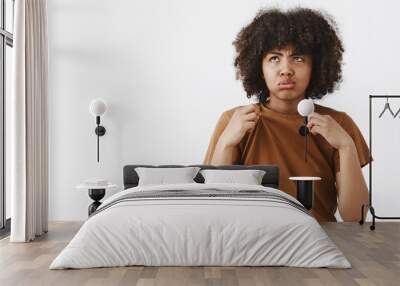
[279,61,294,76]
[280,69,294,76]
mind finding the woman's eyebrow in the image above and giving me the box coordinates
[268,51,284,56]
[267,51,304,56]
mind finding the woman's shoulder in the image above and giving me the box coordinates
[315,104,366,140]
[314,104,347,122]
[219,105,243,119]
[221,103,352,122]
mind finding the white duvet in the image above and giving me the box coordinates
[50,183,351,269]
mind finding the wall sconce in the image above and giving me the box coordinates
[89,98,107,162]
[297,98,314,162]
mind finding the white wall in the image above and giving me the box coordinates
[48,0,400,221]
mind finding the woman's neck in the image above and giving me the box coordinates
[265,97,304,115]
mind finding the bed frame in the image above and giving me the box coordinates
[123,164,279,190]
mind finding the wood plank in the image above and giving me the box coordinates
[0,222,399,286]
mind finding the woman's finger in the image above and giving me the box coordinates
[244,121,257,131]
[310,125,324,136]
[243,112,259,121]
[308,112,328,122]
[307,117,326,128]
[241,104,261,115]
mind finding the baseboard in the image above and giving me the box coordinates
[0,218,11,239]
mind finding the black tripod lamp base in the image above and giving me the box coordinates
[88,189,105,216]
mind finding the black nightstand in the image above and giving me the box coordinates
[76,183,118,216]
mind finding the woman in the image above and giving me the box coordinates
[203,7,371,222]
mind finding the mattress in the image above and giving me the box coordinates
[50,183,351,269]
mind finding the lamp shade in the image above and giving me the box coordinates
[297,99,314,117]
[89,98,107,116]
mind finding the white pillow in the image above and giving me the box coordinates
[200,169,266,185]
[135,167,201,186]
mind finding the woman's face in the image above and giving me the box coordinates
[261,45,312,102]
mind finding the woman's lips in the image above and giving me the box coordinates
[279,82,295,89]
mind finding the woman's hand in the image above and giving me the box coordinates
[307,112,354,150]
[218,104,261,148]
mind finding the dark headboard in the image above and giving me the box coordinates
[123,164,279,190]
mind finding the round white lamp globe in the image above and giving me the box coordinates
[297,99,314,117]
[89,98,107,116]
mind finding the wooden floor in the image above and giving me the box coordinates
[0,222,399,286]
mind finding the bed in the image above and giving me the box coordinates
[50,164,351,269]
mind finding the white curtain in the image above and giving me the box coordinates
[9,0,48,242]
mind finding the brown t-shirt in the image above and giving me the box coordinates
[203,102,371,222]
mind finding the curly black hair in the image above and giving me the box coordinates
[233,7,344,102]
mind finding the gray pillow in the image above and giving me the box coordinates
[135,167,201,186]
[200,169,266,185]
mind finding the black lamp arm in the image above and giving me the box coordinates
[94,116,106,162]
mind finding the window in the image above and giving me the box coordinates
[0,0,14,236]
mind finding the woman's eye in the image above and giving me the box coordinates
[294,56,304,62]
[269,56,279,62]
